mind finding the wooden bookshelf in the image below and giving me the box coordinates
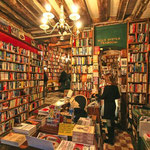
[43,45,68,92]
[71,29,94,99]
[0,38,44,135]
[127,19,150,146]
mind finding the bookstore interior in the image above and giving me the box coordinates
[0,0,150,150]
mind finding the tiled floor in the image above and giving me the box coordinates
[45,91,135,150]
[103,131,134,150]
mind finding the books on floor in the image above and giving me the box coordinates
[13,123,36,135]
[1,132,26,147]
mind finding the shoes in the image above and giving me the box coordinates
[104,139,114,145]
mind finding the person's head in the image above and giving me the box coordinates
[104,73,116,85]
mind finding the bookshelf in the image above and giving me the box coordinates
[71,29,94,99]
[43,45,68,92]
[127,19,150,146]
[28,51,44,112]
[0,39,44,135]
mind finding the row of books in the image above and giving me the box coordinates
[29,73,43,80]
[128,33,148,43]
[129,23,148,34]
[0,81,29,91]
[75,30,93,39]
[30,80,43,87]
[29,87,43,95]
[71,82,93,90]
[0,97,28,111]
[129,43,149,52]
[128,83,147,93]
[0,104,28,122]
[128,73,147,82]
[72,65,93,74]
[72,57,92,65]
[0,41,30,56]
[0,62,27,71]
[0,90,28,101]
[128,93,146,104]
[5,52,29,63]
[30,59,43,67]
[128,63,147,73]
[30,52,42,60]
[0,51,4,59]
[29,92,43,102]
[29,66,43,73]
[29,99,44,112]
[47,64,63,69]
[0,113,28,135]
[0,72,40,80]
[72,38,93,47]
[72,47,93,55]
[128,53,147,62]
[72,74,93,82]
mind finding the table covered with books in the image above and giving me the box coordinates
[0,102,100,150]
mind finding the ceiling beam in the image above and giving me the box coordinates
[73,0,92,26]
[97,0,110,22]
[33,33,71,40]
[0,1,32,28]
[117,0,130,20]
[134,0,150,19]
[1,0,39,27]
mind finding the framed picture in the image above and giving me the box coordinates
[121,58,127,67]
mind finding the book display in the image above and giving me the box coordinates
[127,19,150,147]
[71,29,94,98]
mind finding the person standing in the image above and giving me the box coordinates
[59,69,68,92]
[44,69,48,97]
[98,73,120,145]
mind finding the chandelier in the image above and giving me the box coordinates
[40,3,81,39]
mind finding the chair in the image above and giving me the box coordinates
[70,95,88,123]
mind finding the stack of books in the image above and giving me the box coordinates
[38,106,49,116]
[56,140,96,150]
[1,132,26,147]
[72,124,95,145]
[28,115,46,126]
[13,123,36,135]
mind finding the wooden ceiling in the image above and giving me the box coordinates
[0,0,150,41]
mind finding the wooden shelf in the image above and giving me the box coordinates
[0,102,28,113]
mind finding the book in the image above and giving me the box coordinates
[13,123,36,135]
[1,132,26,147]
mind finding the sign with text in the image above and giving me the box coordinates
[94,23,127,49]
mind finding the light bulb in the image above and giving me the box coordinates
[76,21,82,29]
[41,17,47,24]
[45,4,51,12]
[72,5,78,13]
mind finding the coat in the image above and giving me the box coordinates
[99,85,120,119]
